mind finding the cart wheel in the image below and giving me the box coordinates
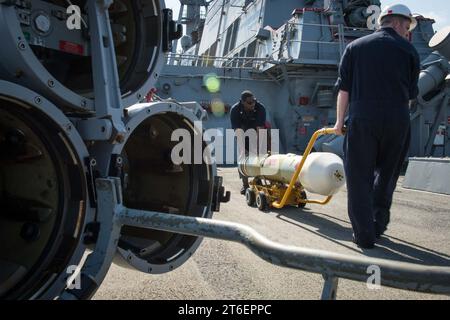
[245,188,256,206]
[256,192,268,211]
[298,191,307,208]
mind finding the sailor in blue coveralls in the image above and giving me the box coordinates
[230,90,267,194]
[333,4,420,249]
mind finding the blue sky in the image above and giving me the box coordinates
[164,0,450,31]
[382,0,450,30]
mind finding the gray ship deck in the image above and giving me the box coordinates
[94,167,450,300]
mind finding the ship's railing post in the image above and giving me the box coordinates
[286,22,292,60]
[338,23,345,58]
[321,275,339,300]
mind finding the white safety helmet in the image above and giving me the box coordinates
[378,4,417,31]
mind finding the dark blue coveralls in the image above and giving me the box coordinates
[336,27,420,247]
[230,101,266,188]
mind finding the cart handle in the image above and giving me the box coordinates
[272,128,339,209]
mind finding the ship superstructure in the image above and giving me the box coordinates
[158,0,450,193]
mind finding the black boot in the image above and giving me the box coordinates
[352,234,375,249]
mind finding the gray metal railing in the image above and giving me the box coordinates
[165,53,271,69]
[118,206,450,298]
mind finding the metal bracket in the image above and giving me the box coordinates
[108,154,123,178]
[87,1,126,142]
[162,9,183,52]
[83,222,100,245]
[75,118,113,141]
[212,176,231,212]
[84,157,98,208]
